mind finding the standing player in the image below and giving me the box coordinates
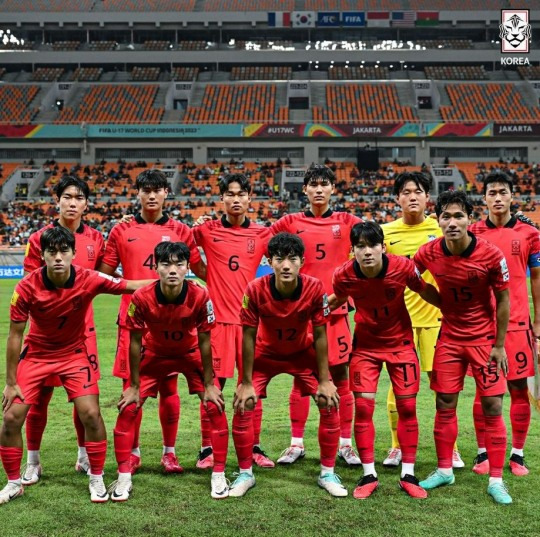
[415,191,512,505]
[112,242,229,501]
[21,175,105,485]
[469,172,540,476]
[98,169,205,474]
[230,233,345,497]
[382,172,464,469]
[1,227,150,504]
[192,174,274,469]
[272,164,362,466]
[330,222,439,499]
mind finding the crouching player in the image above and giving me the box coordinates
[113,242,229,501]
[231,233,345,498]
[330,222,440,499]
[1,227,150,505]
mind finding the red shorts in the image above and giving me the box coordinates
[252,348,320,399]
[16,350,99,405]
[211,323,242,379]
[112,326,131,379]
[45,332,100,387]
[327,314,352,367]
[349,348,420,396]
[135,349,207,398]
[506,329,535,381]
[431,342,507,396]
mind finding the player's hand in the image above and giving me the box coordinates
[233,382,257,415]
[192,215,212,227]
[488,345,508,377]
[202,384,225,413]
[532,319,540,340]
[120,214,135,224]
[2,384,24,412]
[118,385,140,412]
[316,380,340,410]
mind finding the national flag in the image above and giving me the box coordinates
[268,12,291,27]
[292,11,316,27]
[367,11,390,28]
[391,11,416,27]
[416,11,439,26]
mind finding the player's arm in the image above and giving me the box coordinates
[2,320,26,411]
[313,324,339,409]
[233,325,258,414]
[418,283,441,309]
[531,266,540,339]
[118,330,142,412]
[489,288,510,376]
[327,293,348,311]
[97,261,116,275]
[190,258,207,282]
[123,278,156,293]
[198,330,225,412]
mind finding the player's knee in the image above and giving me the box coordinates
[2,408,25,432]
[77,405,102,428]
[329,363,348,382]
[244,398,256,411]
[435,392,458,409]
[481,395,503,416]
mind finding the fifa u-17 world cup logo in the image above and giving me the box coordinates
[500,10,531,53]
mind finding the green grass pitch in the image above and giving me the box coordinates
[0,279,538,537]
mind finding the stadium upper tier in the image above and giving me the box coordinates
[1,81,539,125]
[0,0,533,11]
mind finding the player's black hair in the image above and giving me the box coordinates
[435,190,474,217]
[135,169,170,191]
[350,222,384,247]
[393,171,431,196]
[219,173,252,195]
[268,232,305,259]
[154,241,190,265]
[40,226,76,253]
[53,175,90,200]
[303,163,336,186]
[482,171,514,195]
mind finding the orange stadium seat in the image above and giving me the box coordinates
[98,0,195,11]
[231,66,292,81]
[0,85,40,123]
[425,65,488,80]
[172,67,199,81]
[32,67,64,81]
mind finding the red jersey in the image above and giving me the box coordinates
[333,255,426,351]
[271,210,362,315]
[469,216,540,331]
[240,274,329,357]
[102,213,201,327]
[193,215,271,325]
[126,280,215,357]
[414,233,510,346]
[10,266,127,361]
[24,220,105,338]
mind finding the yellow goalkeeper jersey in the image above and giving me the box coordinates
[382,217,442,327]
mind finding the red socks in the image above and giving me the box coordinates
[86,439,107,476]
[253,399,263,446]
[232,409,254,471]
[484,414,507,478]
[289,383,310,439]
[353,397,376,464]
[200,401,212,448]
[434,408,457,469]
[472,391,486,449]
[25,389,54,451]
[114,403,139,473]
[335,378,353,439]
[205,403,229,473]
[318,406,340,467]
[0,446,23,481]
[509,388,530,450]
[396,398,418,464]
[158,376,180,448]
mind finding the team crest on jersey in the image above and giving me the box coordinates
[467,270,479,283]
[428,235,437,242]
[87,245,95,260]
[385,288,396,300]
[127,302,136,317]
[511,240,520,255]
[162,235,170,242]
[72,296,83,310]
[246,238,256,254]
[332,225,341,239]
[298,311,308,322]
[242,295,249,308]
[10,290,19,306]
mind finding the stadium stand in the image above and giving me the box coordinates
[329,66,390,80]
[424,65,488,80]
[313,84,418,122]
[0,85,39,123]
[183,84,289,124]
[231,66,292,81]
[131,66,161,81]
[0,68,5,80]
[518,65,540,80]
[32,68,64,82]
[0,0,94,11]
[71,67,103,82]
[418,40,473,49]
[235,40,294,50]
[98,0,196,11]
[440,83,540,122]
[55,85,164,124]
[143,40,171,51]
[88,41,117,51]
[202,0,294,10]
[177,41,207,51]
[51,41,80,51]
[171,67,199,81]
